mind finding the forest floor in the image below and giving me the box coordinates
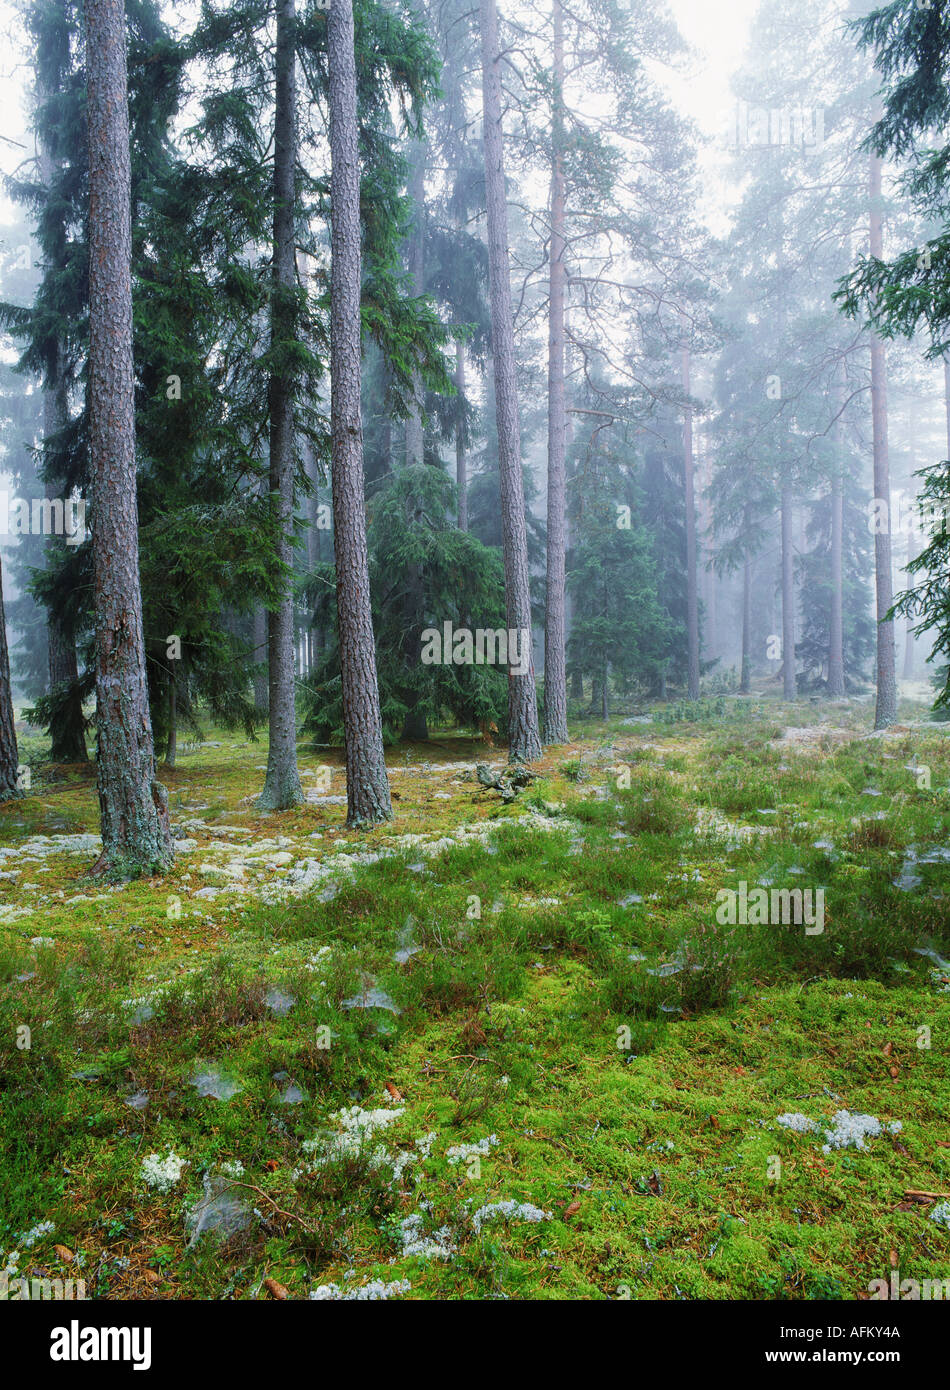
[2,686,949,1301]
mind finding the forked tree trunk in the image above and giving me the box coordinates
[869,152,897,728]
[0,554,20,801]
[260,0,304,810]
[479,0,541,763]
[682,342,700,700]
[86,0,172,874]
[328,0,393,826]
[780,486,796,700]
[543,0,568,745]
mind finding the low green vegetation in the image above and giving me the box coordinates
[1,693,948,1300]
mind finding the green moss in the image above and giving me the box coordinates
[1,696,949,1298]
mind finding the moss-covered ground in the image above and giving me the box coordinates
[2,689,948,1300]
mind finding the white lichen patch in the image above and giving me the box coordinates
[141,1150,188,1194]
[470,1200,553,1234]
[309,1278,411,1301]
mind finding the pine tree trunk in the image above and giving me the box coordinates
[740,541,751,695]
[456,339,467,530]
[0,553,20,801]
[479,0,541,763]
[543,0,568,746]
[828,393,845,697]
[260,0,304,810]
[682,342,700,700]
[86,0,172,875]
[328,0,393,827]
[869,152,897,729]
[781,485,796,700]
[565,395,579,698]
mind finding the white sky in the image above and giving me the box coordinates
[666,0,760,234]
[668,0,758,127]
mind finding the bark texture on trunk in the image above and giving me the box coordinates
[543,0,568,745]
[87,0,172,874]
[328,0,393,826]
[781,486,796,701]
[869,152,897,729]
[682,343,700,700]
[0,554,20,801]
[260,0,304,810]
[479,0,541,763]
